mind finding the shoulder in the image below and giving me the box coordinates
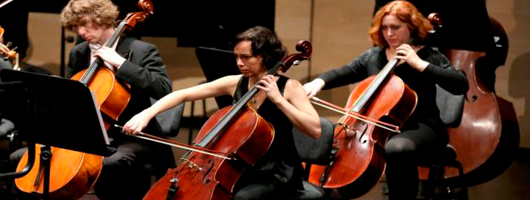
[357,46,384,61]
[419,46,450,65]
[121,37,156,50]
[284,77,304,94]
[283,77,310,102]
[367,46,384,54]
[71,41,89,54]
[285,77,302,88]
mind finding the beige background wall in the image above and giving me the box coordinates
[21,0,530,150]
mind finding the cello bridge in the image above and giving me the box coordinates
[180,158,203,171]
[338,123,357,136]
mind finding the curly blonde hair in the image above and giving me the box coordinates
[60,0,119,31]
[369,1,433,47]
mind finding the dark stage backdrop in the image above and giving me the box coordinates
[0,0,275,53]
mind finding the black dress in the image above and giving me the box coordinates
[232,75,304,199]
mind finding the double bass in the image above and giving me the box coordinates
[142,41,313,200]
[14,1,153,199]
[418,15,520,187]
[308,51,417,198]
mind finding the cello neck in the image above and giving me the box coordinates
[195,61,285,147]
[104,22,127,48]
[351,57,399,113]
[79,22,127,85]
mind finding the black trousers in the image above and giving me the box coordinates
[233,170,299,200]
[384,122,448,200]
[93,140,154,200]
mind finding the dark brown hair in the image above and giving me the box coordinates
[233,26,287,70]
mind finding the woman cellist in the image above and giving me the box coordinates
[303,1,468,199]
[123,26,321,199]
[11,0,174,199]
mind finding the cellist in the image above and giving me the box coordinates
[61,0,174,199]
[123,26,321,199]
[10,0,174,199]
[303,1,468,199]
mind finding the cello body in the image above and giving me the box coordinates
[143,106,274,200]
[418,49,520,186]
[309,74,417,199]
[71,67,130,129]
[15,146,103,200]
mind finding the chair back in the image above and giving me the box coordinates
[435,84,465,127]
[293,117,335,165]
[150,98,185,137]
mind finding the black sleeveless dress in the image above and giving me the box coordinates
[232,75,304,193]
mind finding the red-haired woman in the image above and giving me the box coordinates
[303,1,468,199]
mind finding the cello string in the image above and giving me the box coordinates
[312,96,400,130]
[311,99,399,133]
[135,135,233,160]
[310,97,400,133]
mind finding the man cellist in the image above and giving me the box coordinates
[10,0,174,199]
[61,0,175,199]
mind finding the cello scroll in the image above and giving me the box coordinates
[122,0,153,30]
[277,40,312,73]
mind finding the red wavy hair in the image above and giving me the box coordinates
[369,1,433,47]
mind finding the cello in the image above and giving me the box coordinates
[418,15,520,187]
[308,50,417,198]
[142,40,312,200]
[0,26,20,71]
[14,1,154,199]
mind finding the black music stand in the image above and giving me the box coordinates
[0,69,113,199]
[195,46,240,109]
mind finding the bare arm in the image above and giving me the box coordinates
[257,75,321,139]
[123,75,241,134]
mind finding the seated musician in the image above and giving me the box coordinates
[303,1,468,199]
[123,26,322,199]
[10,0,174,199]
[61,0,175,199]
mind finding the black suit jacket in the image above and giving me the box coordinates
[67,37,172,138]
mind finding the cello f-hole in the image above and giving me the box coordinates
[202,160,214,184]
[470,94,478,103]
